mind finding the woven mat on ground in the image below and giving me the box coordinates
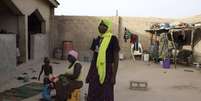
[0,82,43,101]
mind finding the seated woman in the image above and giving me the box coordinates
[55,50,83,101]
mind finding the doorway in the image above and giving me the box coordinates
[28,10,45,60]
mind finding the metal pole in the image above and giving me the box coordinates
[191,27,195,62]
[170,31,177,69]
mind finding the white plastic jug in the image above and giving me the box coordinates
[144,54,149,62]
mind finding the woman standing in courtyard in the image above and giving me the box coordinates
[86,19,120,101]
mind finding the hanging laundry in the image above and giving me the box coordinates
[124,32,129,42]
[149,41,159,62]
[159,33,173,59]
[124,28,132,42]
[130,34,139,51]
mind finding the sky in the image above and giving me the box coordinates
[55,0,201,18]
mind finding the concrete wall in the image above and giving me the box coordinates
[194,31,201,63]
[54,16,119,60]
[31,34,49,60]
[53,16,174,59]
[194,41,201,63]
[0,1,18,34]
[0,34,16,72]
[53,15,201,62]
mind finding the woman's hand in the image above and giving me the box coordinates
[111,75,116,85]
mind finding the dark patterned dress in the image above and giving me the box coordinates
[86,35,120,101]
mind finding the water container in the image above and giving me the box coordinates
[143,54,149,62]
[160,61,163,66]
[119,53,124,60]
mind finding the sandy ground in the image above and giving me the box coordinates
[1,59,201,101]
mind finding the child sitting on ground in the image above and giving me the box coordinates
[38,57,55,101]
[38,57,53,84]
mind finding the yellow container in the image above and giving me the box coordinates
[67,89,80,101]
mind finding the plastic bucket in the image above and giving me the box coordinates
[163,58,171,69]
